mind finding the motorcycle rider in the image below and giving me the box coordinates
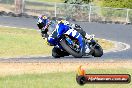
[37,15,51,39]
[37,15,93,53]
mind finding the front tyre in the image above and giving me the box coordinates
[60,39,82,58]
[52,47,69,58]
[52,47,61,58]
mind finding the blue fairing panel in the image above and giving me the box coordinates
[57,23,69,38]
[77,34,84,49]
[64,28,84,49]
[48,36,57,46]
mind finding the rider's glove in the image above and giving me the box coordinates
[41,33,49,39]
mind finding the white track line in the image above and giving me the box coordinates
[0,25,41,32]
[0,25,31,30]
[0,55,49,59]
[102,39,130,53]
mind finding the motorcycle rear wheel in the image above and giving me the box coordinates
[92,44,103,57]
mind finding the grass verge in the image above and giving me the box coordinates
[0,27,53,58]
[28,0,64,3]
[0,27,113,58]
[0,69,131,88]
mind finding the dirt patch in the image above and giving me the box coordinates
[0,60,132,76]
[0,4,14,12]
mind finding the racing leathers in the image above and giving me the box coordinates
[37,15,51,39]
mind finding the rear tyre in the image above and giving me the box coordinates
[92,44,103,57]
[60,39,82,58]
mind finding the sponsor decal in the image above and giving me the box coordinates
[76,66,131,85]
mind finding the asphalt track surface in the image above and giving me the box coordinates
[0,16,132,62]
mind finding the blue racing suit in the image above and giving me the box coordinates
[37,15,51,30]
[37,15,51,38]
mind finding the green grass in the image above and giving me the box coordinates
[0,27,52,58]
[28,0,64,3]
[0,69,131,88]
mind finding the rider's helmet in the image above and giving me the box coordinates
[42,15,47,20]
[57,19,69,26]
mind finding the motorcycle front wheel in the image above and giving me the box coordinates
[60,38,82,58]
[52,47,69,58]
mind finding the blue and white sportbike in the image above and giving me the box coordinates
[48,24,103,58]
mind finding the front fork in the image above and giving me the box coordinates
[82,39,89,56]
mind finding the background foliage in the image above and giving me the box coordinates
[64,0,92,4]
[101,0,132,9]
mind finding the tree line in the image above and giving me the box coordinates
[64,0,132,9]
